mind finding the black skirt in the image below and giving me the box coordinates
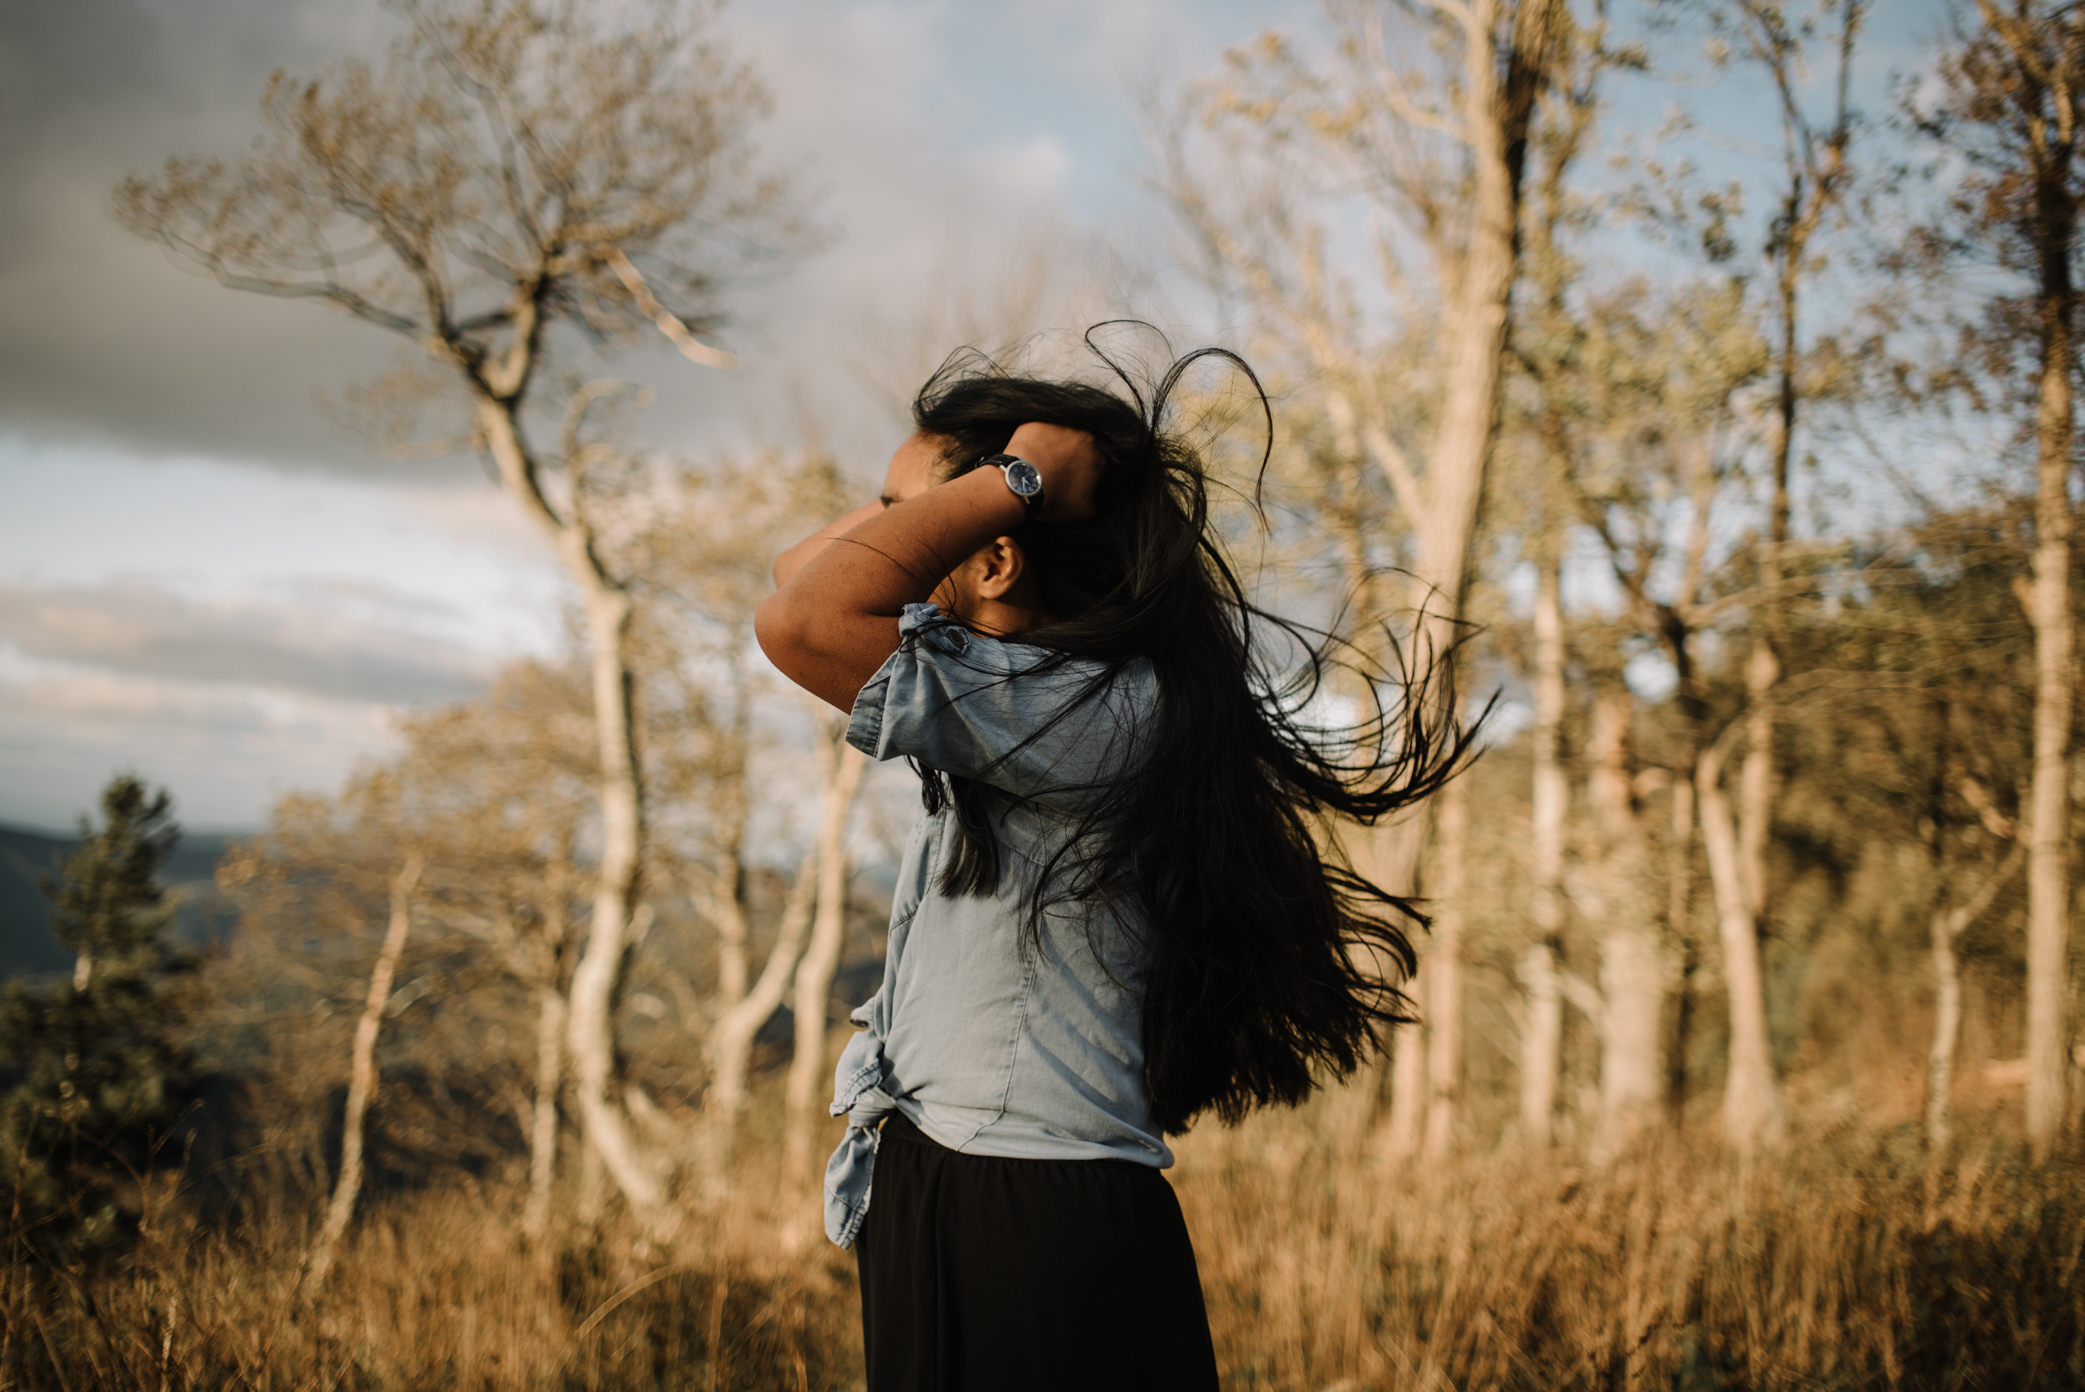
[856,1112,1220,1392]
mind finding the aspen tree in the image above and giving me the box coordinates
[116,0,808,1214]
[389,662,597,1238]
[304,854,420,1291]
[1687,0,1863,1155]
[1164,0,1567,1153]
[781,721,869,1181]
[632,454,856,1176]
[1506,2,1617,1148]
[1560,278,1770,1128]
[1578,677,1666,1159]
[1905,0,2085,1153]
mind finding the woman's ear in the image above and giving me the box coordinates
[971,535,1028,600]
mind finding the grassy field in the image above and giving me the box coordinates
[7,1089,2083,1392]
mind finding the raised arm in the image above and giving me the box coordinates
[772,499,885,590]
[756,423,1100,712]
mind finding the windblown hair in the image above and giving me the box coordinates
[909,328,1474,1136]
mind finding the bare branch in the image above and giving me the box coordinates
[603,247,739,371]
[1359,419,1428,522]
[1366,6,1470,143]
[209,270,423,336]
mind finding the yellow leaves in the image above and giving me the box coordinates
[1204,85,1279,127]
[1307,103,1368,141]
[115,0,804,412]
[215,846,260,890]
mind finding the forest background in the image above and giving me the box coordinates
[7,0,2085,1388]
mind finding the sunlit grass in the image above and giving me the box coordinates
[8,1090,2082,1391]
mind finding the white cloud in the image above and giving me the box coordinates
[0,441,568,827]
[0,646,402,830]
[0,583,495,704]
[1006,0,1208,85]
[0,0,1297,834]
[2,439,566,654]
[976,135,1075,197]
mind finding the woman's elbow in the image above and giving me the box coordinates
[770,543,801,590]
[754,591,809,676]
[756,596,900,714]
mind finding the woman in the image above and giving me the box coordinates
[755,341,1464,1391]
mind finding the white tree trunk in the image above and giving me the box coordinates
[712,867,751,1011]
[1737,640,1778,920]
[2026,420,2074,1155]
[784,733,869,1178]
[1378,1019,1427,1167]
[1583,684,1637,877]
[703,841,819,1168]
[704,677,757,1015]
[1369,0,1521,894]
[476,401,661,1216]
[1518,944,1563,1147]
[1521,555,1568,1146]
[1929,842,2026,1151]
[307,853,420,1289]
[1697,739,1784,1154]
[523,984,565,1242]
[1405,0,1514,630]
[1967,0,2078,1156]
[1571,685,1664,1161]
[1926,902,1965,1153]
[1666,758,1698,1120]
[1593,927,1664,1162]
[565,583,663,1214]
[1424,779,1469,1158]
[1366,0,1538,1149]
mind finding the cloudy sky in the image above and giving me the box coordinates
[0,0,1943,832]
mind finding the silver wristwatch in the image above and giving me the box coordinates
[980,453,1045,520]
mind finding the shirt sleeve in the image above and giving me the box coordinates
[846,603,1150,802]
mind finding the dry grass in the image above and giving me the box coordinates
[1176,1101,2085,1390]
[2,1168,861,1392]
[6,1103,2083,1391]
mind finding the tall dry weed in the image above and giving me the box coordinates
[2,1162,860,1392]
[1175,1099,2085,1390]
[6,1103,2082,1390]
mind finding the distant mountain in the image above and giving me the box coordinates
[0,821,248,979]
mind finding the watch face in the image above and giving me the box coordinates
[1004,460,1043,498]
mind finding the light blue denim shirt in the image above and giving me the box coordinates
[823,602,1171,1248]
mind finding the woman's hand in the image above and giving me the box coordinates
[1005,422,1102,524]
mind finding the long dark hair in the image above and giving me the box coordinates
[909,328,1473,1135]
